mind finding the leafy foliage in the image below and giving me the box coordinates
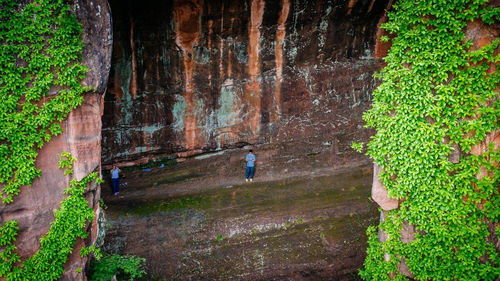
[0,221,20,276]
[360,0,499,280]
[0,153,103,281]
[0,0,99,278]
[81,245,104,260]
[88,254,146,281]
[59,151,77,175]
[351,142,365,153]
[0,2,148,280]
[0,0,88,203]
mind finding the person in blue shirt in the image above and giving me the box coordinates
[245,150,256,182]
[110,165,121,195]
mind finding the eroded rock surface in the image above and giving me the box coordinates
[102,0,391,163]
[371,164,398,211]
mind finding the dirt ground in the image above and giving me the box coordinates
[101,142,378,280]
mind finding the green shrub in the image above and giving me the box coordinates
[89,254,146,281]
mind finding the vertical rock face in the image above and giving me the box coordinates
[271,0,290,122]
[245,0,265,138]
[102,0,391,163]
[174,0,203,149]
[0,1,112,280]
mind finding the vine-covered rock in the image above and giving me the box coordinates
[0,0,112,280]
[360,0,499,280]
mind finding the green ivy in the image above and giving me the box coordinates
[0,2,148,280]
[0,0,96,278]
[360,0,499,280]
[0,153,103,280]
[59,151,77,175]
[0,0,88,203]
[0,221,20,276]
[81,245,104,260]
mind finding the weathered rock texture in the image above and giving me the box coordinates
[371,164,398,210]
[102,0,392,163]
[0,1,112,280]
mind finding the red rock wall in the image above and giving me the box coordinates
[102,0,391,163]
[0,1,112,280]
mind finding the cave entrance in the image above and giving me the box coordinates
[99,0,390,279]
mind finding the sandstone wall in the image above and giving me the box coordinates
[0,1,112,280]
[102,0,392,163]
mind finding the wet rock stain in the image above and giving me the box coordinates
[245,0,265,137]
[174,0,203,149]
[272,0,290,123]
[347,0,358,15]
[129,19,138,98]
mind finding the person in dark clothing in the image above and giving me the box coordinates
[245,149,256,182]
[110,165,121,195]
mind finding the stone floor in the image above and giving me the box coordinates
[102,147,378,281]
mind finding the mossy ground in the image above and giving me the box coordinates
[103,157,377,280]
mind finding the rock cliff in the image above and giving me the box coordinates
[102,0,392,163]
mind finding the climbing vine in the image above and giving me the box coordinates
[0,0,104,279]
[0,0,88,203]
[359,0,499,280]
[0,2,147,279]
[0,153,103,280]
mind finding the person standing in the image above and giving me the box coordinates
[245,149,256,182]
[110,165,121,195]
